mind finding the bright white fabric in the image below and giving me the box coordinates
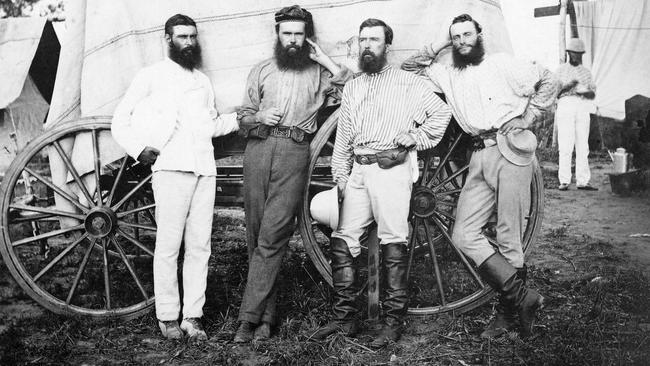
[574,0,650,120]
[556,96,592,186]
[555,63,596,99]
[331,157,413,257]
[423,53,554,135]
[0,17,46,109]
[111,58,239,176]
[152,170,215,320]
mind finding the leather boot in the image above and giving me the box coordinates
[478,254,543,338]
[311,238,359,340]
[481,265,527,338]
[370,243,408,348]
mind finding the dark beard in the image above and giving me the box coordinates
[358,50,387,74]
[452,37,485,70]
[169,41,202,70]
[274,39,313,70]
[569,59,581,66]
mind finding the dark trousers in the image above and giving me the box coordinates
[238,137,309,324]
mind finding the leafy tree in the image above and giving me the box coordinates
[0,0,41,18]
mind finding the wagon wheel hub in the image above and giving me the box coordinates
[84,207,118,239]
[411,186,437,218]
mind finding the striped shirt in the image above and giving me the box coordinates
[402,52,558,136]
[331,65,452,183]
[555,63,595,99]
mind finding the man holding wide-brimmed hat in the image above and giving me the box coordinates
[402,13,558,338]
[555,38,598,191]
[233,4,352,343]
[310,18,452,348]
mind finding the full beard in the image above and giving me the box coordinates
[169,42,202,70]
[358,50,387,74]
[452,37,485,70]
[274,39,313,70]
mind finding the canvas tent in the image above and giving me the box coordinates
[573,0,650,120]
[0,17,60,175]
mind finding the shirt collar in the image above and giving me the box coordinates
[363,64,392,77]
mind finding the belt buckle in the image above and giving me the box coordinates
[275,127,291,138]
[359,155,370,164]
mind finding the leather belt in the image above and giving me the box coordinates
[355,154,380,165]
[269,126,313,143]
[471,129,498,151]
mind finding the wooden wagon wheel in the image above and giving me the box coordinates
[0,117,156,320]
[298,112,544,316]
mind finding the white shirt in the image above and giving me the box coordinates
[112,58,238,176]
[423,53,557,136]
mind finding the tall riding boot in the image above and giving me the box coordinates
[478,254,543,338]
[311,238,359,340]
[371,243,408,348]
[480,265,527,338]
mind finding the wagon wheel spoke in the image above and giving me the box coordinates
[117,203,156,218]
[24,167,89,213]
[106,156,128,207]
[432,165,469,192]
[309,180,335,189]
[119,221,157,231]
[12,224,85,247]
[435,188,463,197]
[66,237,97,304]
[444,162,463,190]
[430,216,485,288]
[102,238,111,309]
[91,129,103,206]
[53,141,95,206]
[111,173,153,211]
[418,152,432,186]
[115,228,155,257]
[433,209,456,223]
[325,141,335,150]
[427,132,463,188]
[109,236,149,300]
[33,233,89,282]
[9,204,85,221]
[422,219,446,306]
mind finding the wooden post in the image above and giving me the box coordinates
[559,0,568,63]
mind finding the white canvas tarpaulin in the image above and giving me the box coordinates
[574,0,650,120]
[0,17,47,109]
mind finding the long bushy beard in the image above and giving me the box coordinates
[274,39,313,70]
[359,50,387,74]
[452,37,485,70]
[169,41,202,70]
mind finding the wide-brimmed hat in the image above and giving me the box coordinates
[566,38,585,53]
[496,129,537,166]
[309,187,339,230]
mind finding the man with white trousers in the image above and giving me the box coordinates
[112,14,239,340]
[555,38,597,191]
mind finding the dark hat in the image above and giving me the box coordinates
[275,5,312,25]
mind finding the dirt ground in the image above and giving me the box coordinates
[1,157,649,365]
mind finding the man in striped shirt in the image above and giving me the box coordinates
[312,18,452,347]
[402,14,557,338]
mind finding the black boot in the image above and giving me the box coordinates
[371,243,408,348]
[480,265,527,338]
[311,238,359,340]
[478,254,543,338]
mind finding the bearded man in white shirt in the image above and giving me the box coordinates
[112,14,239,340]
[402,13,558,338]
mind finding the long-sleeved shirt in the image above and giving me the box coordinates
[331,65,452,183]
[112,58,239,176]
[237,58,352,133]
[402,52,558,136]
[555,63,595,99]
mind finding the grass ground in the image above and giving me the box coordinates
[1,161,649,365]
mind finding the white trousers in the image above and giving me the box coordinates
[332,159,413,257]
[152,170,215,321]
[556,96,592,186]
